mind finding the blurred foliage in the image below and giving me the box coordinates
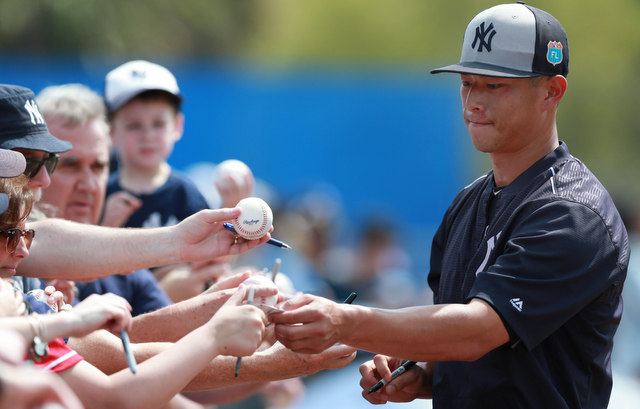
[1,0,639,207]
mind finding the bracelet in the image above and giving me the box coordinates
[35,314,47,342]
[28,313,49,361]
[27,314,40,339]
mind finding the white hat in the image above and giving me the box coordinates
[0,148,26,177]
[431,2,569,78]
[104,60,182,112]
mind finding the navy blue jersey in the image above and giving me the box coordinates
[75,269,171,317]
[428,142,629,409]
[106,169,208,228]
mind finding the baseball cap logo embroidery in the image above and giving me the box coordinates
[23,99,44,125]
[546,41,563,66]
[471,22,496,52]
[131,69,147,79]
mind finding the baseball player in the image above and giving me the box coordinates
[270,3,629,408]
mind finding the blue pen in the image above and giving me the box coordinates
[120,329,137,374]
[223,223,291,249]
[368,360,416,394]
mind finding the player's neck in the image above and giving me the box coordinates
[491,132,559,187]
[118,162,171,194]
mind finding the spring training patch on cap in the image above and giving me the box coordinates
[547,41,563,66]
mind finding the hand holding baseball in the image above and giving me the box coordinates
[233,197,273,240]
[209,285,267,358]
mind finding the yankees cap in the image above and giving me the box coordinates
[0,84,72,154]
[104,60,182,113]
[431,2,569,78]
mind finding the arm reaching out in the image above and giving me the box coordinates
[21,208,271,280]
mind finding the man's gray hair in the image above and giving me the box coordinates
[36,83,109,135]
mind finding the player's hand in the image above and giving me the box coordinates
[271,293,343,353]
[101,191,142,227]
[209,285,268,357]
[360,355,432,404]
[172,208,272,263]
[68,293,133,337]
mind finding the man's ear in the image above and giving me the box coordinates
[543,75,567,111]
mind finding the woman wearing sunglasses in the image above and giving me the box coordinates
[0,174,269,409]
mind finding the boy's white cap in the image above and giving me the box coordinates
[104,60,182,113]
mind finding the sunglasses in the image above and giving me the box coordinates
[0,228,35,253]
[24,153,59,179]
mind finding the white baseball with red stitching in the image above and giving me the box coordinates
[242,274,279,305]
[234,197,273,240]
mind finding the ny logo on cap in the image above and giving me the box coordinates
[472,22,496,52]
[23,100,44,125]
[131,69,147,79]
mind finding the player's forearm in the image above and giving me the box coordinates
[340,301,507,362]
[20,218,179,279]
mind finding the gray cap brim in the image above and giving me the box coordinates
[431,62,540,78]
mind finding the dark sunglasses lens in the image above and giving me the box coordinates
[24,161,43,178]
[44,155,58,175]
[23,155,58,178]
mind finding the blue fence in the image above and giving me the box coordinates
[0,56,472,276]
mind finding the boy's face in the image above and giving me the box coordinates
[110,97,183,171]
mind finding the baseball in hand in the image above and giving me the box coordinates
[234,197,273,240]
[28,289,58,312]
[213,159,254,193]
[242,274,279,306]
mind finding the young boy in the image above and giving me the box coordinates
[102,60,209,228]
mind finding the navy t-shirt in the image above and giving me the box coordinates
[428,142,629,409]
[106,169,209,228]
[75,269,171,317]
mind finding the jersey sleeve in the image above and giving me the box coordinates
[469,200,624,350]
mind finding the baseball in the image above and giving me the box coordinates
[28,289,58,312]
[213,159,254,194]
[234,197,273,240]
[242,274,279,306]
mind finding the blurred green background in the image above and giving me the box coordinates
[2,0,639,210]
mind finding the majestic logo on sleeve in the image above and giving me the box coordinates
[546,41,563,66]
[510,298,523,312]
[472,22,497,52]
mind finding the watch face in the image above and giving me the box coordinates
[33,336,49,358]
